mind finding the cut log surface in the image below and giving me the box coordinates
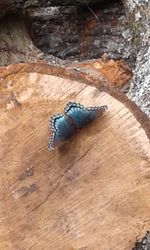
[0,63,150,250]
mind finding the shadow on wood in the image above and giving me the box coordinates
[0,63,150,250]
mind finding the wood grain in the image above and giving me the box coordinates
[0,64,150,250]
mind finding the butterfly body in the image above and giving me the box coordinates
[65,102,96,128]
[48,102,107,150]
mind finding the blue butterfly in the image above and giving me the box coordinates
[48,102,108,150]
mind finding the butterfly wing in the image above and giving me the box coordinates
[64,102,108,128]
[48,114,76,150]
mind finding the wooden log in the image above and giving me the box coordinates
[0,63,150,250]
[0,13,42,66]
[123,0,150,116]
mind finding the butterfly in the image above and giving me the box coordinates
[48,102,108,150]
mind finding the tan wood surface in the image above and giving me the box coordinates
[0,64,150,250]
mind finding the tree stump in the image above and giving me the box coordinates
[0,63,150,250]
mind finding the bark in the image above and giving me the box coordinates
[132,231,150,250]
[0,0,105,15]
[0,1,134,71]
[26,2,134,66]
[0,63,150,250]
[0,13,42,66]
[0,9,132,87]
[123,0,150,116]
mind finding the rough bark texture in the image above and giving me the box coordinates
[0,0,105,16]
[0,1,133,89]
[123,0,150,117]
[0,13,42,66]
[0,1,134,69]
[27,2,134,66]
[132,231,150,250]
[0,63,150,250]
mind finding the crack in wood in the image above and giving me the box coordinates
[17,144,93,222]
